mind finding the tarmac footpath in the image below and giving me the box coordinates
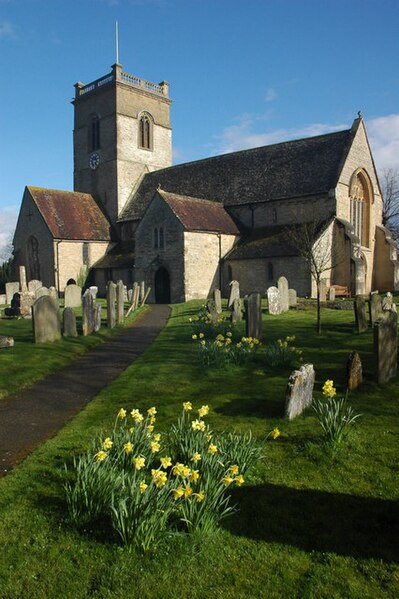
[0,304,170,476]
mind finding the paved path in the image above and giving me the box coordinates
[0,304,170,476]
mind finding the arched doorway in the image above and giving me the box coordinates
[155,267,170,303]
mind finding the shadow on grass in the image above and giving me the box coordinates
[225,482,399,563]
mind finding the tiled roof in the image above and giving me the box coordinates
[159,190,240,235]
[119,126,356,222]
[28,187,113,240]
[91,241,135,269]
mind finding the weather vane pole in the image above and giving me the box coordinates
[116,20,119,64]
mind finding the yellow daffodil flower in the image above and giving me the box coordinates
[160,456,172,469]
[133,456,145,470]
[123,442,134,454]
[184,485,193,497]
[235,474,245,486]
[189,469,200,483]
[183,401,193,411]
[150,441,160,453]
[131,409,143,423]
[272,427,281,439]
[192,419,206,432]
[94,450,108,462]
[198,405,209,417]
[139,481,148,493]
[151,469,167,488]
[147,406,157,417]
[229,465,239,476]
[172,486,184,500]
[208,443,218,455]
[192,334,198,340]
[102,437,113,450]
[222,475,234,486]
[117,408,127,419]
[191,452,202,463]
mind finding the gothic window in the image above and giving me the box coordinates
[159,227,164,249]
[90,113,100,151]
[27,236,40,280]
[349,170,372,247]
[139,113,153,150]
[154,228,159,249]
[82,242,89,266]
[267,262,274,281]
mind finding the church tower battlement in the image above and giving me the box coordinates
[73,62,172,227]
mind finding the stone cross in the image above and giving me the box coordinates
[374,310,397,384]
[228,280,240,308]
[32,296,61,343]
[354,295,368,333]
[107,281,117,328]
[285,364,315,420]
[277,276,289,312]
[267,286,282,315]
[245,292,262,339]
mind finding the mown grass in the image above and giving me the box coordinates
[0,301,146,399]
[0,301,398,598]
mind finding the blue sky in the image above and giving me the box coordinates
[1,0,399,257]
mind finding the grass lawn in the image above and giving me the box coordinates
[0,301,398,598]
[0,301,146,399]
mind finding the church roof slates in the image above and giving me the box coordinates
[28,187,112,241]
[159,190,240,235]
[119,128,353,222]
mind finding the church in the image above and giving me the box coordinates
[12,61,399,302]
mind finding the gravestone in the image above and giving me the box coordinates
[139,281,145,304]
[346,351,363,391]
[319,279,327,302]
[107,281,117,328]
[63,307,78,337]
[89,286,98,300]
[141,287,151,306]
[245,292,262,339]
[35,286,49,299]
[6,282,19,305]
[285,363,315,420]
[228,280,240,308]
[64,284,82,308]
[207,299,219,324]
[214,289,222,314]
[382,292,397,313]
[131,282,139,310]
[0,336,14,349]
[28,279,42,294]
[277,276,289,312]
[94,303,102,332]
[369,293,382,325]
[354,295,368,333]
[267,286,282,315]
[49,286,58,302]
[19,291,35,318]
[288,289,297,308]
[116,280,125,325]
[0,294,6,305]
[123,285,128,302]
[374,311,397,384]
[127,288,133,303]
[32,296,61,343]
[19,266,27,292]
[82,289,94,336]
[231,298,243,323]
[329,287,336,302]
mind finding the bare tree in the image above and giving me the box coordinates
[285,219,342,333]
[381,168,399,237]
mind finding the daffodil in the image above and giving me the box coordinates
[133,456,145,470]
[94,450,108,462]
[322,379,336,398]
[150,441,160,453]
[184,485,193,497]
[235,474,245,486]
[131,409,144,423]
[151,469,167,487]
[147,424,154,433]
[190,469,200,483]
[117,408,127,419]
[198,405,209,418]
[229,464,239,476]
[208,443,218,455]
[139,481,148,493]
[192,419,206,432]
[192,334,198,340]
[195,491,205,502]
[222,475,234,486]
[183,401,192,411]
[272,427,280,439]
[147,406,157,417]
[172,486,184,500]
[160,456,172,469]
[172,463,191,477]
[102,437,113,450]
[199,332,204,339]
[153,433,161,442]
[191,452,201,463]
[123,442,134,454]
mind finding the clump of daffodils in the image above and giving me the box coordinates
[65,402,262,552]
[264,335,303,369]
[193,331,261,368]
[313,379,361,447]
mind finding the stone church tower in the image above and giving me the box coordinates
[72,62,172,228]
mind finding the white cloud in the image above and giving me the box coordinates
[0,22,16,40]
[367,114,399,172]
[0,206,18,261]
[265,87,277,102]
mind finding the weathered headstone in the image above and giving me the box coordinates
[107,281,117,328]
[35,286,50,299]
[231,298,243,323]
[319,279,327,302]
[214,289,222,314]
[49,286,58,302]
[141,287,151,306]
[139,281,145,304]
[6,282,19,305]
[89,286,98,300]
[94,303,102,332]
[127,288,133,303]
[63,307,78,337]
[346,351,363,391]
[123,285,128,302]
[116,280,125,325]
[207,299,219,324]
[354,295,368,333]
[288,288,297,308]
[267,286,282,315]
[369,293,383,325]
[64,284,82,308]
[19,291,35,318]
[0,294,6,305]
[285,363,315,420]
[228,280,240,308]
[28,279,42,294]
[329,287,336,302]
[131,282,139,310]
[245,292,262,339]
[19,266,27,292]
[374,311,397,384]
[82,289,94,336]
[0,336,14,349]
[277,276,289,312]
[382,292,397,313]
[32,296,61,343]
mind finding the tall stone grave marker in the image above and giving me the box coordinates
[319,279,327,302]
[63,307,78,337]
[329,287,336,302]
[6,282,19,305]
[288,289,297,308]
[19,266,27,292]
[131,282,139,311]
[346,351,363,391]
[19,291,35,318]
[267,286,282,315]
[107,281,117,328]
[64,284,82,308]
[231,298,243,323]
[382,292,397,313]
[82,289,94,336]
[245,292,262,339]
[374,311,397,384]
[228,280,240,308]
[207,299,219,324]
[369,293,382,325]
[94,303,102,332]
[32,296,61,343]
[214,289,222,314]
[116,280,125,325]
[49,286,58,302]
[89,286,98,300]
[354,295,368,333]
[277,276,289,312]
[139,281,145,304]
[285,363,315,420]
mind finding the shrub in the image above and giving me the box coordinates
[312,379,361,446]
[264,335,302,369]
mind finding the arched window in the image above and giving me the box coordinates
[27,236,40,280]
[90,113,100,151]
[138,113,153,150]
[159,227,164,249]
[267,262,274,281]
[154,228,159,249]
[349,170,373,247]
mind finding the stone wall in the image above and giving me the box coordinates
[56,240,110,290]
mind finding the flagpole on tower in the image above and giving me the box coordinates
[115,20,119,64]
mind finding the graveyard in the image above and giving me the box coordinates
[0,278,398,598]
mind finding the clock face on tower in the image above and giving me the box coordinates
[89,152,100,170]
